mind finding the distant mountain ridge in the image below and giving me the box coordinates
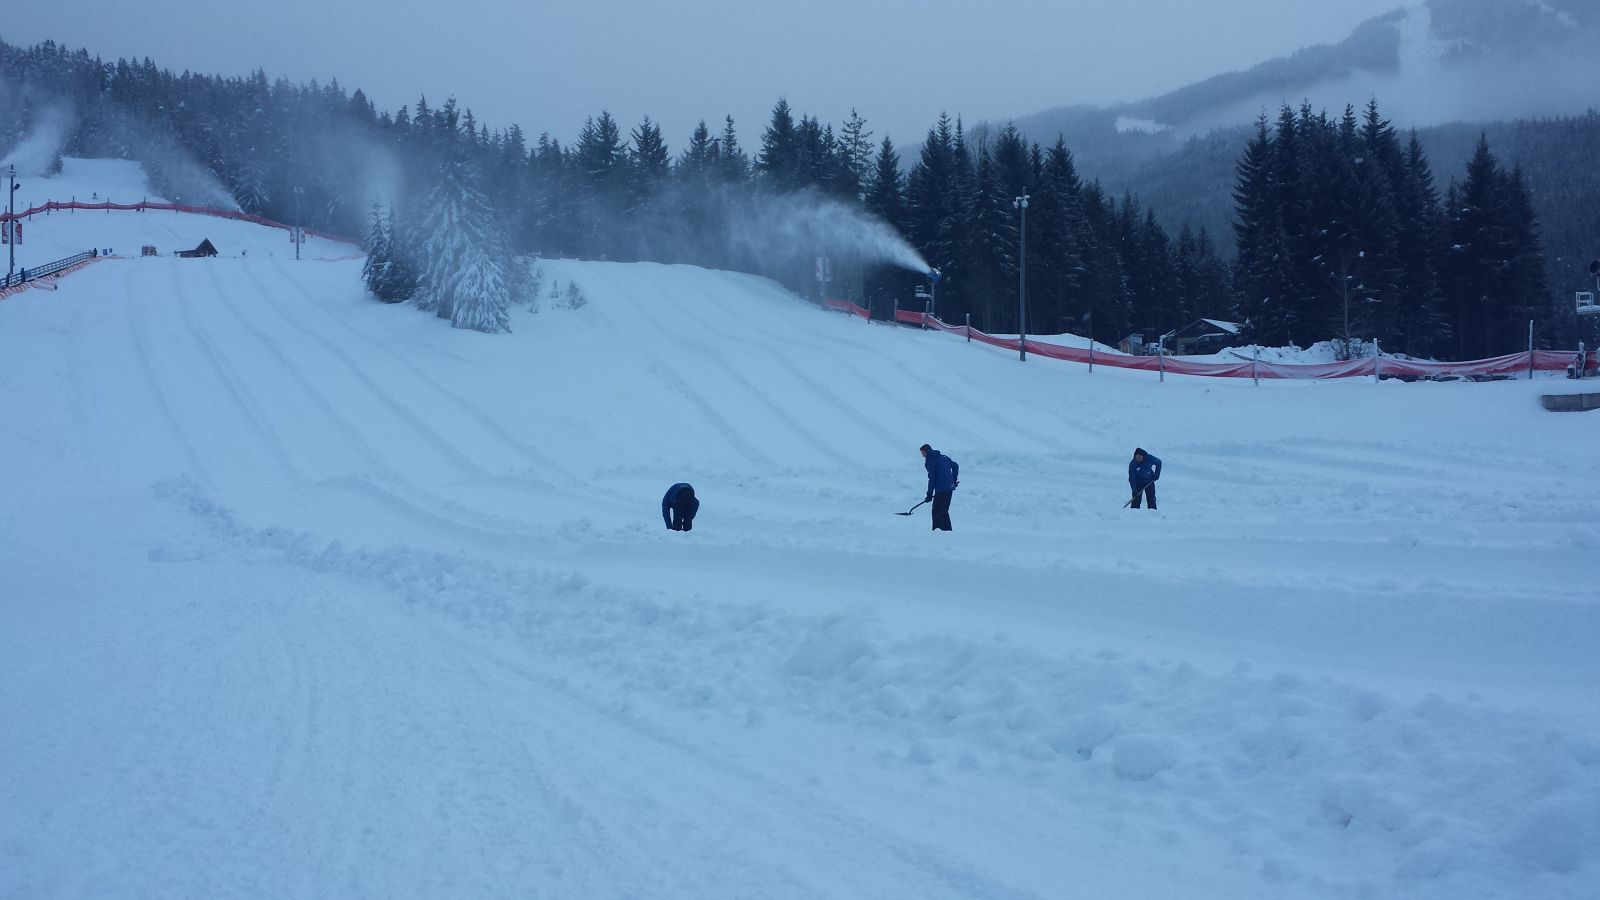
[1008,0,1599,173]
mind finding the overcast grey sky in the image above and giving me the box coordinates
[10,1,1407,148]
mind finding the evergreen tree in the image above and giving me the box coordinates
[572,111,629,258]
[718,115,748,183]
[1445,135,1519,358]
[362,202,392,299]
[1026,138,1086,336]
[757,98,800,190]
[905,113,961,307]
[1192,227,1233,323]
[1080,182,1132,344]
[1392,133,1447,355]
[412,154,511,332]
[836,109,874,201]
[1503,165,1552,347]
[956,143,1018,331]
[1233,116,1282,344]
[864,136,910,319]
[626,116,670,260]
[676,121,723,267]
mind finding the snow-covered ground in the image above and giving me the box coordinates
[3,161,1599,900]
[4,158,353,268]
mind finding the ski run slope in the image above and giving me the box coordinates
[3,161,1600,900]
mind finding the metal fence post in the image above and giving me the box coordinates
[1373,338,1381,383]
[1253,349,1259,386]
[965,313,971,342]
[1528,319,1535,379]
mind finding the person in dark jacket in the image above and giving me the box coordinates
[1128,448,1161,509]
[920,444,959,531]
[662,483,699,531]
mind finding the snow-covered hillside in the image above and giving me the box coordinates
[2,162,1598,900]
[4,158,353,267]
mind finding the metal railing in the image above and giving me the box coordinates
[1,249,98,289]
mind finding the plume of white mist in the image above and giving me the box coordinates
[726,188,928,275]
[356,146,404,214]
[0,105,73,177]
[139,136,240,211]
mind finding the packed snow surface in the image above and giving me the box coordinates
[3,161,1599,899]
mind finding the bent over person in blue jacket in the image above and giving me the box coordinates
[920,444,959,531]
[1128,447,1161,510]
[662,483,699,531]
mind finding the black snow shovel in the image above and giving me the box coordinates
[1123,481,1152,509]
[895,498,931,516]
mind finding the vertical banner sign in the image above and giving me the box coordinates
[1,221,9,245]
[13,221,19,244]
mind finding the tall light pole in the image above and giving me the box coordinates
[857,191,867,310]
[6,165,20,283]
[293,186,304,260]
[1014,193,1029,361]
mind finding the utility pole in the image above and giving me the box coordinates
[6,165,19,283]
[1014,194,1029,361]
[293,186,304,260]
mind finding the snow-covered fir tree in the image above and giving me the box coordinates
[411,154,512,333]
[361,203,418,303]
[450,243,513,333]
[362,203,391,298]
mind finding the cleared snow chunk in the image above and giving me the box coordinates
[874,685,911,718]
[1503,793,1600,873]
[1112,734,1178,780]
[784,619,877,679]
[147,542,204,563]
[934,688,967,721]
[1239,721,1305,761]
[1395,838,1459,880]
[1319,779,1411,832]
[1052,708,1120,760]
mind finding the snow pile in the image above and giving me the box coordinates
[1,160,1598,900]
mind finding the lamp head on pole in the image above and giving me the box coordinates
[928,267,941,284]
[1014,194,1029,210]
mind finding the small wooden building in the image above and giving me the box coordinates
[1168,318,1241,355]
[176,239,218,258]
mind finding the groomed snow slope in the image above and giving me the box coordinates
[2,171,1599,899]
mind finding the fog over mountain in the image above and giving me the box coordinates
[1008,0,1599,169]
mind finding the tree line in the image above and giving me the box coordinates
[0,38,1568,353]
[1233,101,1549,358]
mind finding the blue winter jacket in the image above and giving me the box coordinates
[662,483,699,527]
[1128,450,1162,490]
[924,449,959,494]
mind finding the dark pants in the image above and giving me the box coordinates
[1131,483,1156,509]
[670,514,693,531]
[931,491,953,530]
